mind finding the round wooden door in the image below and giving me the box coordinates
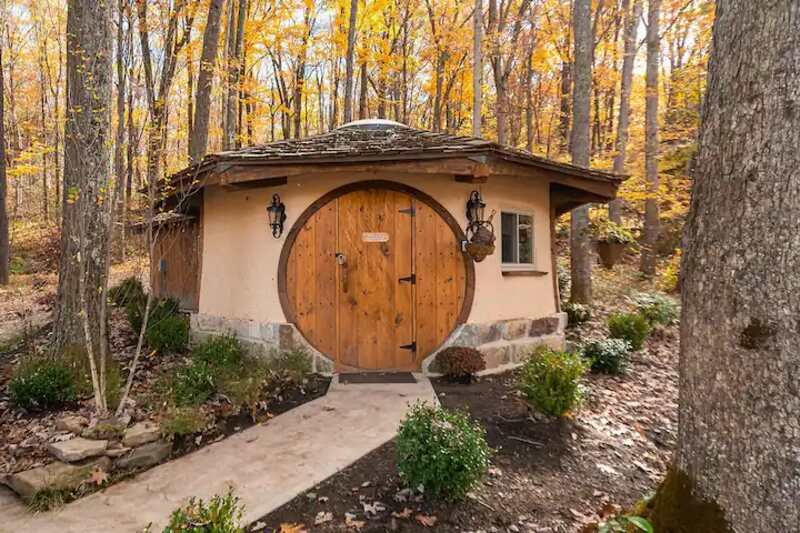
[282,185,470,371]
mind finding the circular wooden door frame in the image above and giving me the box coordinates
[277,179,476,359]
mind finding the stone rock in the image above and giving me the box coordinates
[529,316,560,337]
[501,319,530,340]
[82,417,128,440]
[55,415,89,435]
[122,421,161,448]
[481,345,511,369]
[315,355,334,374]
[105,442,132,458]
[3,457,111,501]
[48,437,108,462]
[114,440,172,470]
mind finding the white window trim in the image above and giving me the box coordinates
[500,209,536,271]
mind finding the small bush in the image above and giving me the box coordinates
[126,297,181,335]
[631,292,679,326]
[435,346,486,381]
[171,361,216,407]
[9,358,77,410]
[146,315,189,354]
[658,250,682,293]
[396,402,491,500]
[161,406,209,439]
[108,277,146,308]
[192,334,245,371]
[582,338,632,374]
[607,312,651,351]
[268,348,312,385]
[218,371,264,420]
[563,302,592,326]
[518,347,587,417]
[163,491,244,533]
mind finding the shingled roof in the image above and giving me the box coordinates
[170,120,622,186]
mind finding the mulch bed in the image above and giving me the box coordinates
[256,330,677,532]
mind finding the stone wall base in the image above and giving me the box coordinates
[421,313,568,376]
[190,314,335,375]
[191,312,566,377]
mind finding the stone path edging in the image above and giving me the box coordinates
[0,375,438,533]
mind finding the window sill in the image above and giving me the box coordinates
[501,269,549,277]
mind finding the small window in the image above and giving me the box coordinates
[501,211,534,267]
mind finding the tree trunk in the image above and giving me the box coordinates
[650,2,800,531]
[640,0,660,277]
[608,0,641,223]
[472,0,482,137]
[358,61,368,120]
[223,0,240,149]
[56,0,113,359]
[190,0,224,163]
[558,60,571,152]
[113,0,127,258]
[569,0,593,304]
[343,0,358,123]
[0,42,8,285]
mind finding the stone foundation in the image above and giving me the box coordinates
[190,312,566,377]
[190,314,335,375]
[421,313,567,376]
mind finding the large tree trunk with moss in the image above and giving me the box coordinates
[55,0,113,356]
[651,1,800,531]
[568,0,593,304]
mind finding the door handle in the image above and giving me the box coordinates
[336,253,348,293]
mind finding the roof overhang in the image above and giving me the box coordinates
[164,150,622,217]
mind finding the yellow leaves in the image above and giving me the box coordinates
[278,523,307,533]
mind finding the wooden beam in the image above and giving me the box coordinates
[454,174,488,184]
[221,176,288,190]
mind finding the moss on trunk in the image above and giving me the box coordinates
[648,466,731,533]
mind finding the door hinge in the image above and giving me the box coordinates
[399,274,416,284]
[399,342,417,352]
[398,207,416,216]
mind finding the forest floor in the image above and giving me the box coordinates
[257,263,679,533]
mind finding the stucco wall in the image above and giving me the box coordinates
[199,172,556,326]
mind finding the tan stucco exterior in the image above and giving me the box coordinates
[199,172,557,328]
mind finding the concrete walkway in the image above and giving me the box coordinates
[1,375,437,533]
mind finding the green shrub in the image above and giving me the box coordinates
[218,371,264,420]
[172,361,216,407]
[563,302,592,326]
[599,515,654,533]
[396,402,491,500]
[582,338,632,374]
[192,334,245,371]
[108,277,146,308]
[161,406,209,439]
[126,297,181,335]
[518,347,587,417]
[631,292,679,326]
[9,358,77,410]
[607,312,651,351]
[435,346,486,381]
[146,315,189,354]
[268,348,312,385]
[163,491,244,533]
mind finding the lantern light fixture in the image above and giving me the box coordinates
[267,193,287,238]
[466,190,486,229]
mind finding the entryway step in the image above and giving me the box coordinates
[338,372,417,384]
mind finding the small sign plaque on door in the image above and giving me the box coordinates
[362,232,390,243]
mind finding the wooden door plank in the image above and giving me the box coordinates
[337,191,364,368]
[314,203,338,357]
[394,193,414,370]
[414,201,439,358]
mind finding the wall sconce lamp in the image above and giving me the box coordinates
[463,190,496,262]
[465,190,486,231]
[266,193,286,238]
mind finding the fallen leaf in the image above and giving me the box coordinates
[88,466,109,486]
[392,508,413,519]
[415,514,437,527]
[345,512,365,530]
[362,501,386,516]
[314,511,333,525]
[278,523,307,533]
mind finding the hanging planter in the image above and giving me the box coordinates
[464,191,496,262]
[590,218,636,269]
